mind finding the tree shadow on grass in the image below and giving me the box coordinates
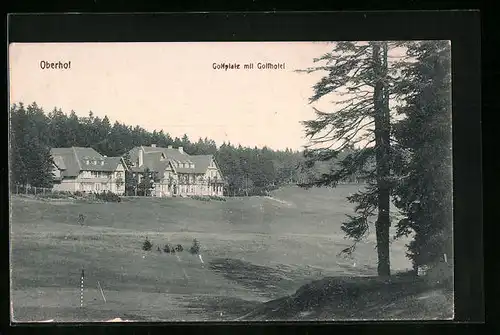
[208,258,310,299]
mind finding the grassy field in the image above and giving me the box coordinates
[10,184,426,322]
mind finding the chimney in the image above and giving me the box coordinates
[138,148,144,166]
[178,147,184,154]
[167,145,173,149]
[151,144,156,148]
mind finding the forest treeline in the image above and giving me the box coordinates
[9,103,362,195]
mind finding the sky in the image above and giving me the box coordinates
[9,42,341,151]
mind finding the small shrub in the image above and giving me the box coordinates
[189,238,201,255]
[163,243,174,253]
[157,246,162,252]
[95,191,122,203]
[74,191,84,197]
[191,195,211,202]
[208,195,226,202]
[175,244,184,252]
[142,238,153,251]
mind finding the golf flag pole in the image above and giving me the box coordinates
[80,268,84,307]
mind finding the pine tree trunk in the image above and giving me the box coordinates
[373,42,391,277]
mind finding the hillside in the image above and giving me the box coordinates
[239,274,453,321]
[9,185,432,322]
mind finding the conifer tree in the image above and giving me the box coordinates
[298,41,402,276]
[137,168,159,196]
[10,101,314,197]
[10,103,54,188]
[122,152,138,195]
[392,41,452,271]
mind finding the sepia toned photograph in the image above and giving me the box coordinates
[8,41,453,322]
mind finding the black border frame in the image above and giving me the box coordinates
[3,11,483,334]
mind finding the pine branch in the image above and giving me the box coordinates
[337,241,358,257]
[341,214,370,241]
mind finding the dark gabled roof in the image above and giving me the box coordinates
[50,147,84,177]
[52,155,66,170]
[101,157,127,172]
[128,150,176,180]
[126,146,221,176]
[141,146,192,163]
[51,147,126,177]
[188,155,213,174]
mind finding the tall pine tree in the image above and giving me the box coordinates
[392,41,453,271]
[298,41,402,276]
[10,103,54,188]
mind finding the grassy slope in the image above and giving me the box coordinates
[10,185,423,322]
[239,274,453,321]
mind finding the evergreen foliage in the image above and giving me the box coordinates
[299,40,452,276]
[392,41,453,270]
[163,243,174,253]
[298,41,401,276]
[94,190,122,203]
[9,103,360,196]
[10,103,54,188]
[189,238,201,255]
[142,238,153,251]
[137,168,160,196]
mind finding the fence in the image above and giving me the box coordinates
[12,184,56,196]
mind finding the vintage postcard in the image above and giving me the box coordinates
[8,41,454,322]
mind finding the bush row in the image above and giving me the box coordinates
[73,190,122,202]
[36,190,75,199]
[190,195,227,202]
[142,238,201,255]
[227,185,278,197]
[31,190,122,203]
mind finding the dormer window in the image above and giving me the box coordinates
[85,159,89,165]
[100,161,104,166]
